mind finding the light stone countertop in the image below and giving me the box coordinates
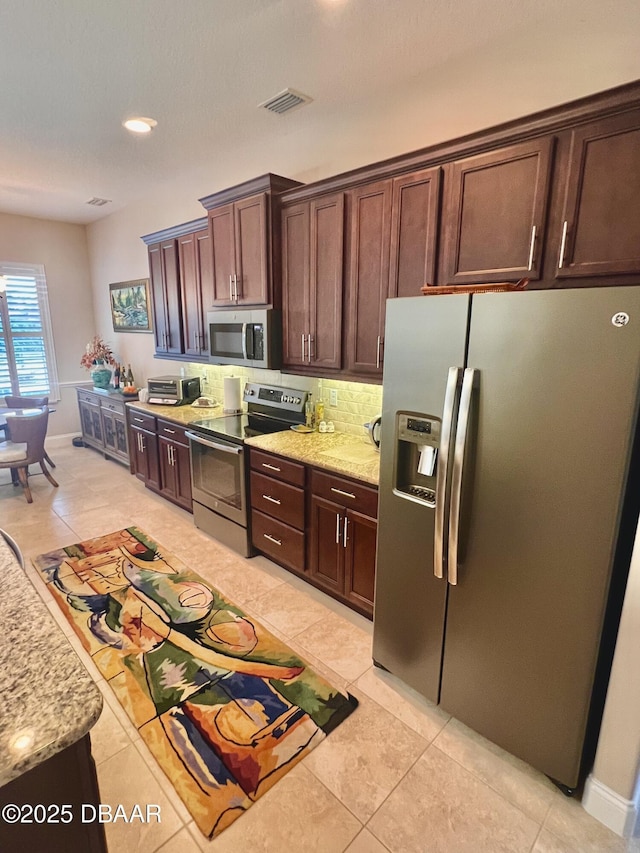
[245,431,380,486]
[0,536,103,786]
[126,401,380,486]
[126,399,225,425]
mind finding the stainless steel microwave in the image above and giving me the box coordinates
[207,308,282,369]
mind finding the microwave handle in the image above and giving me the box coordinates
[244,323,256,360]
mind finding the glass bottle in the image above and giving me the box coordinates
[315,397,325,425]
[113,363,120,389]
[305,392,314,429]
[126,364,134,386]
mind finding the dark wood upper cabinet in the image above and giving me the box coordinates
[200,174,302,308]
[555,109,640,278]
[345,179,392,376]
[389,166,441,296]
[282,201,310,369]
[441,137,554,285]
[178,227,212,358]
[147,239,183,355]
[209,203,236,305]
[281,193,344,373]
[208,195,269,305]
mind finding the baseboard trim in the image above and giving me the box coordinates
[583,773,638,838]
[46,432,81,448]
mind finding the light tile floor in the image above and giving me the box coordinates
[3,439,639,853]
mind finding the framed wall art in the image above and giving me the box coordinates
[109,279,153,333]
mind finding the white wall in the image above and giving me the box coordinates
[0,212,95,435]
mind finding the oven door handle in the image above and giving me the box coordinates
[186,432,243,455]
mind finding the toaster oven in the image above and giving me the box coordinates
[147,375,201,406]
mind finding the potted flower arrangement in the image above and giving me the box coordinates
[81,335,116,389]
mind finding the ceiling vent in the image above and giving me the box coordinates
[86,197,112,207]
[259,88,312,115]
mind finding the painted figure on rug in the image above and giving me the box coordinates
[39,528,357,839]
[53,544,304,683]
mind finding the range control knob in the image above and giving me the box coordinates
[294,397,301,404]
[246,388,255,396]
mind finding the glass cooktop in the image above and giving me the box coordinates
[188,411,300,444]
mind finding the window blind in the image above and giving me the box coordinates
[0,263,60,401]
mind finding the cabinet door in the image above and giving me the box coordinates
[308,495,344,595]
[178,232,204,358]
[101,409,119,457]
[310,193,344,371]
[78,398,101,448]
[345,180,392,375]
[159,437,177,500]
[344,508,377,617]
[442,137,554,284]
[196,229,214,351]
[390,167,441,296]
[148,243,168,352]
[131,427,160,489]
[161,241,184,354]
[235,193,269,305]
[159,437,192,510]
[281,202,310,369]
[209,203,236,305]
[556,110,640,278]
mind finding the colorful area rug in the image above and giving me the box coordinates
[33,527,358,838]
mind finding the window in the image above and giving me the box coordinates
[0,263,59,401]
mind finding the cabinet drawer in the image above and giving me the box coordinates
[311,469,378,518]
[250,448,305,487]
[128,409,157,431]
[100,397,125,415]
[157,419,189,445]
[77,389,98,405]
[250,471,305,530]
[251,509,305,573]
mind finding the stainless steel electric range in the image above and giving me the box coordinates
[186,382,308,556]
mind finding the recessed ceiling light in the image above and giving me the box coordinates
[123,117,157,134]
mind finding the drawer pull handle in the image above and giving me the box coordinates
[262,463,281,472]
[133,417,144,423]
[262,495,281,505]
[164,428,176,434]
[331,487,356,499]
[263,533,282,546]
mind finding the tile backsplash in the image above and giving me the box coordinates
[185,364,382,439]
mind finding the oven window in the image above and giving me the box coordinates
[210,323,244,359]
[190,438,244,513]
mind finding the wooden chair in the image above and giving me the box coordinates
[0,408,58,503]
[4,395,56,468]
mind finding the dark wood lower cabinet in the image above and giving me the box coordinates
[127,410,192,512]
[249,449,377,618]
[0,735,106,853]
[308,494,345,596]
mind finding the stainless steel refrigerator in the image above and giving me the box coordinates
[373,286,640,790]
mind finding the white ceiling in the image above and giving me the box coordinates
[1,0,640,225]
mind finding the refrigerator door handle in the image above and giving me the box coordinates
[434,367,461,579]
[448,367,477,585]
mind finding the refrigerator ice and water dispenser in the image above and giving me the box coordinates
[393,412,440,506]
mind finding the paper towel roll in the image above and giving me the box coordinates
[223,376,242,413]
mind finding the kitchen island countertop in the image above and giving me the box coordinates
[245,431,380,486]
[0,536,103,786]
